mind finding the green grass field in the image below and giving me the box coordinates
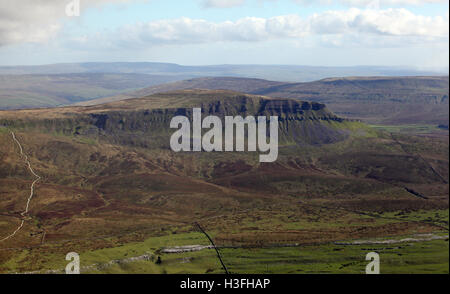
[369,124,447,134]
[81,236,450,274]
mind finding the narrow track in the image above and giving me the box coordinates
[0,131,41,242]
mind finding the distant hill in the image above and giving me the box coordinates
[1,62,447,111]
[0,73,190,109]
[256,76,449,125]
[76,77,285,106]
[0,62,445,82]
[79,76,449,125]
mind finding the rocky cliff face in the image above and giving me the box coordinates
[0,91,354,148]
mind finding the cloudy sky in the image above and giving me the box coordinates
[0,0,448,69]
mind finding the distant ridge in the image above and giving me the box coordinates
[77,76,449,125]
[1,62,447,111]
[0,62,446,82]
[75,77,285,106]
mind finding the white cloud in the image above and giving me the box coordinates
[202,0,246,8]
[203,0,448,8]
[0,0,142,46]
[71,8,447,49]
[1,1,447,50]
[309,8,448,37]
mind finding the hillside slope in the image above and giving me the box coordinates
[76,77,285,106]
[257,76,449,125]
[81,76,449,125]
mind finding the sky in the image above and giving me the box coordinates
[0,0,448,69]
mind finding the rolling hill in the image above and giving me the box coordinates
[1,62,447,115]
[79,76,450,125]
[75,77,286,106]
[0,73,191,110]
[257,76,449,125]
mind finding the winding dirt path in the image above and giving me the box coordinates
[0,131,41,242]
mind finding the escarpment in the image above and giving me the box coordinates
[0,90,358,148]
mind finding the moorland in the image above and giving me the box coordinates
[0,87,448,274]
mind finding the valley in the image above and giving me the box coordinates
[0,73,190,110]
